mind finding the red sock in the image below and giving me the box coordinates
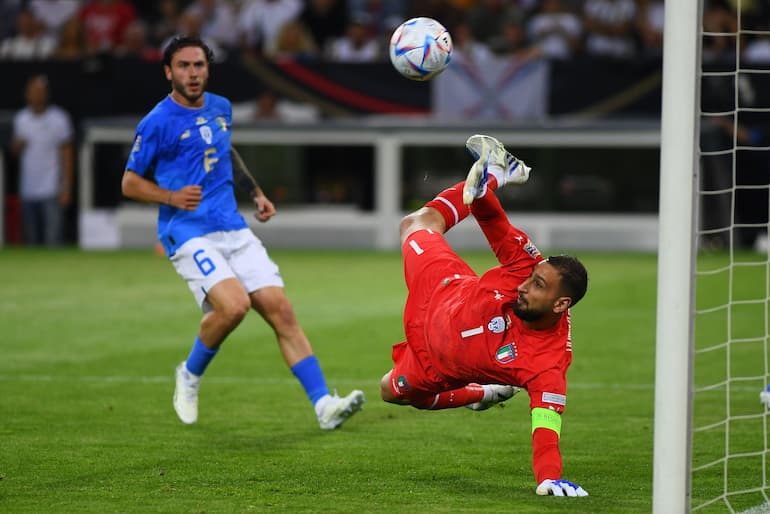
[425,182,470,230]
[413,383,485,410]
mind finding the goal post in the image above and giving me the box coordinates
[653,1,702,513]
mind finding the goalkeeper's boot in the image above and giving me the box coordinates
[317,389,366,430]
[465,384,520,411]
[173,361,200,424]
[463,134,531,205]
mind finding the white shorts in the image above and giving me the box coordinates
[170,229,284,312]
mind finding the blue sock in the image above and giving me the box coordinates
[291,355,329,405]
[184,337,219,376]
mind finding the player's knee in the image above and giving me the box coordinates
[220,296,250,327]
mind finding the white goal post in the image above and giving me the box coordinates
[653,1,701,513]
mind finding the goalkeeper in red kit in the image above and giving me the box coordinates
[379,134,589,497]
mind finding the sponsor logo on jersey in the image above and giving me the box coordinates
[542,392,566,406]
[215,116,228,131]
[495,343,516,363]
[199,125,213,144]
[195,116,207,125]
[524,240,541,259]
[493,289,504,300]
[179,129,190,140]
[131,135,142,153]
[487,316,506,334]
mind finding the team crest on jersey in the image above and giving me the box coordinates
[199,125,213,144]
[487,316,506,334]
[195,116,207,125]
[392,375,410,395]
[524,240,541,259]
[495,343,516,364]
[215,116,228,131]
[131,135,142,153]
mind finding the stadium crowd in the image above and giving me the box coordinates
[1,0,769,64]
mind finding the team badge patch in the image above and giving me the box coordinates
[524,240,541,259]
[215,116,228,131]
[392,375,410,395]
[495,343,516,364]
[487,316,506,334]
[199,126,213,144]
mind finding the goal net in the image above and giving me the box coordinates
[655,2,770,513]
[692,8,770,513]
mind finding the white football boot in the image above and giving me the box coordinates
[317,390,366,430]
[465,384,521,411]
[463,134,531,205]
[173,361,201,424]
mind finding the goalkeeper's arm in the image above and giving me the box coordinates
[230,146,275,222]
[531,407,588,497]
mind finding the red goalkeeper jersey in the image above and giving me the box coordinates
[403,220,572,414]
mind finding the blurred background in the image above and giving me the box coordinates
[0,0,767,251]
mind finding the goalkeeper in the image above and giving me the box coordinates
[379,134,589,497]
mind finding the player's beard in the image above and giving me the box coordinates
[172,76,207,105]
[512,299,546,322]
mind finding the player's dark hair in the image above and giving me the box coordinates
[547,255,588,307]
[162,35,214,66]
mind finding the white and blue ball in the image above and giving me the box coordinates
[389,17,453,81]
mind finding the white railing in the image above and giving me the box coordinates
[78,119,661,251]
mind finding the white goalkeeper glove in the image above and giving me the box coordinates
[536,479,589,497]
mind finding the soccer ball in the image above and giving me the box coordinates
[389,17,453,81]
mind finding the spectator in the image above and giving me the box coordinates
[702,0,738,62]
[266,19,318,59]
[238,0,303,54]
[28,0,81,39]
[526,0,582,60]
[467,0,521,49]
[582,0,638,59]
[489,11,540,59]
[149,0,181,48]
[78,0,136,54]
[636,0,664,57]
[347,0,406,40]
[163,11,227,62]
[328,13,380,62]
[183,0,238,50]
[11,75,75,246]
[449,21,495,64]
[232,89,321,123]
[116,20,161,61]
[300,0,349,53]
[52,15,87,60]
[743,21,770,64]
[0,8,57,60]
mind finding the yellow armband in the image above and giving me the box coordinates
[531,407,562,437]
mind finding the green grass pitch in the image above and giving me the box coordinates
[0,247,764,513]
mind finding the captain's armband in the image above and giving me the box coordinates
[531,407,562,437]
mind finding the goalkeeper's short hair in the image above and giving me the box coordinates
[547,255,588,307]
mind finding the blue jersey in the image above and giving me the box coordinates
[126,92,247,256]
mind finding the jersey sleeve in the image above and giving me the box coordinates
[525,368,567,414]
[527,369,568,483]
[125,117,161,177]
[470,189,543,269]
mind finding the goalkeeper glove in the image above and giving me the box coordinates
[536,479,589,497]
